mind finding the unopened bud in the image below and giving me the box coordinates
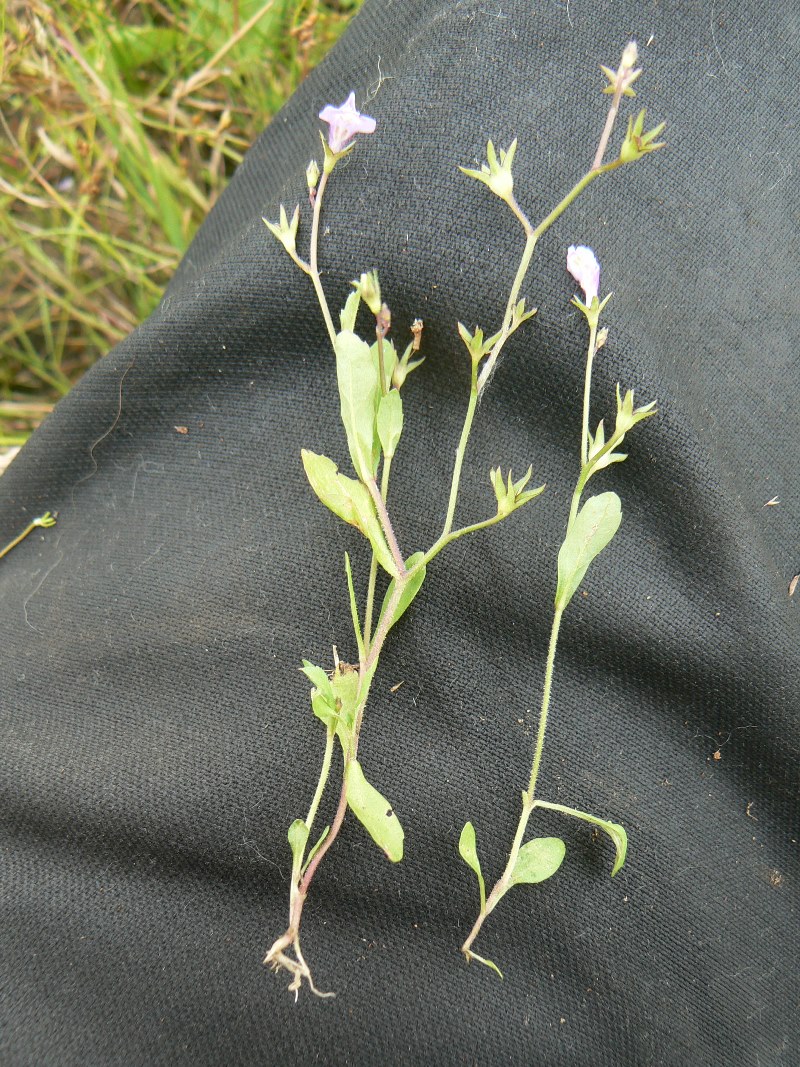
[353,270,382,316]
[596,327,609,349]
[621,40,638,71]
[306,159,320,191]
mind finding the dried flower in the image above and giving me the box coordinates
[319,92,376,153]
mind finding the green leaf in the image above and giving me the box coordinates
[509,837,566,886]
[301,451,397,575]
[376,390,404,459]
[301,825,330,875]
[301,450,359,527]
[533,799,628,876]
[335,330,379,481]
[555,491,622,610]
[300,660,334,703]
[329,668,361,751]
[344,553,365,660]
[340,289,361,333]
[307,665,361,751]
[311,689,339,732]
[346,759,404,862]
[603,821,628,876]
[288,819,310,872]
[371,337,398,387]
[347,486,399,577]
[465,950,504,979]
[378,552,427,633]
[458,821,486,913]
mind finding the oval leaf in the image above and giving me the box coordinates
[376,389,404,459]
[346,759,404,862]
[301,450,359,527]
[458,821,486,912]
[288,819,309,871]
[335,330,379,482]
[346,482,398,576]
[379,552,426,633]
[301,451,396,575]
[509,837,566,886]
[555,491,622,610]
[458,821,481,879]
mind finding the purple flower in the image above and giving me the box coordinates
[319,92,376,153]
[567,245,601,305]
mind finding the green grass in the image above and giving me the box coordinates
[0,0,362,446]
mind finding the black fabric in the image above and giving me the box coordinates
[2,2,798,1064]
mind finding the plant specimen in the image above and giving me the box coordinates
[262,43,664,996]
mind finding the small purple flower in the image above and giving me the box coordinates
[319,92,376,153]
[567,245,601,305]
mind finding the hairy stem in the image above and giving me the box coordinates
[366,476,407,578]
[363,456,394,646]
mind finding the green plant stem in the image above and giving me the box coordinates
[366,475,406,577]
[418,513,505,571]
[376,328,388,395]
[461,607,563,957]
[304,725,336,834]
[0,522,36,561]
[308,169,337,347]
[581,321,599,467]
[441,364,479,538]
[532,160,621,242]
[362,553,379,647]
[525,607,564,800]
[363,455,393,646]
[476,160,621,395]
[462,298,604,958]
[476,233,535,394]
[295,577,405,899]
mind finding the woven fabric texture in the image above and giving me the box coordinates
[2,1,798,1064]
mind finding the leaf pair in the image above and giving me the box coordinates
[458,822,566,977]
[459,822,566,901]
[301,659,360,752]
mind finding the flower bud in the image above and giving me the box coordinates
[306,159,320,191]
[352,271,382,316]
